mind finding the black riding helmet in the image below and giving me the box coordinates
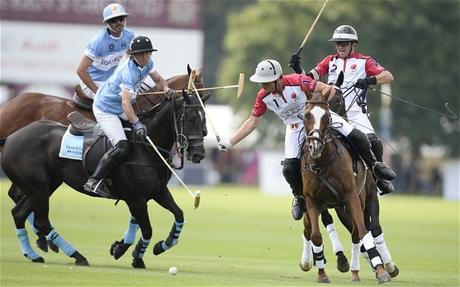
[129,36,157,54]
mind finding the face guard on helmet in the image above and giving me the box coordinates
[249,59,283,83]
[129,36,158,54]
[103,3,130,23]
[329,25,358,42]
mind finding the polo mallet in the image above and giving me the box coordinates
[146,136,201,208]
[290,0,329,65]
[138,73,245,98]
[191,81,222,143]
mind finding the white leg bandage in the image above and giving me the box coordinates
[326,223,344,254]
[362,232,382,269]
[374,233,392,264]
[351,243,361,271]
[312,242,325,269]
[300,235,313,271]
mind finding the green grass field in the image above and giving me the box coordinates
[1,180,459,286]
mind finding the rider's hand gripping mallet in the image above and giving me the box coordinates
[146,136,201,208]
[289,0,329,69]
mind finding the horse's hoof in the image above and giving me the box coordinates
[351,271,360,282]
[153,241,165,255]
[377,271,391,284]
[110,240,131,260]
[71,251,90,266]
[36,236,48,252]
[32,256,45,263]
[317,275,331,283]
[48,240,59,253]
[299,261,313,272]
[336,251,350,273]
[132,258,146,269]
[388,265,399,278]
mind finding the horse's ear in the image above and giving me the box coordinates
[335,71,344,88]
[202,92,212,103]
[182,90,191,104]
[187,64,191,76]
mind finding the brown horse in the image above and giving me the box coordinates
[0,69,204,142]
[299,90,391,284]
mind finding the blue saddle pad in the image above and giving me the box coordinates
[59,127,84,160]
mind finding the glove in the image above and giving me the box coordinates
[164,88,175,99]
[133,120,147,137]
[218,138,232,151]
[355,76,377,89]
[289,54,303,74]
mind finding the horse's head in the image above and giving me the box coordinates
[304,92,332,159]
[178,91,207,163]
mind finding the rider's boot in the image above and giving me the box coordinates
[368,133,396,195]
[282,158,305,220]
[83,140,130,198]
[347,130,396,193]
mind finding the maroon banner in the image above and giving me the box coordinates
[0,0,203,29]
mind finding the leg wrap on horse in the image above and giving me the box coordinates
[46,229,76,257]
[132,236,150,259]
[300,235,313,271]
[361,232,382,269]
[282,158,302,196]
[123,217,139,245]
[16,228,42,261]
[91,140,130,180]
[312,243,326,269]
[26,212,39,234]
[368,133,383,162]
[326,223,344,254]
[350,243,361,271]
[153,221,184,255]
[374,233,393,264]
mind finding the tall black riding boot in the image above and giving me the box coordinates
[84,140,130,198]
[347,129,396,181]
[368,133,396,195]
[282,158,305,220]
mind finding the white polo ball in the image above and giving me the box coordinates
[169,266,178,275]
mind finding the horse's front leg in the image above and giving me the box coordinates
[344,192,391,284]
[110,216,139,260]
[125,197,152,269]
[300,212,314,272]
[152,186,185,255]
[305,197,330,283]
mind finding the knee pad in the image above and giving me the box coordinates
[282,158,301,179]
[368,133,383,162]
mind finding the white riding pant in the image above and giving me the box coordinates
[93,104,128,146]
[347,108,375,134]
[79,80,104,99]
[284,111,353,159]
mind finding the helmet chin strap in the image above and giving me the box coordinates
[131,54,142,67]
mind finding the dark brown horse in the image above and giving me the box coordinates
[0,68,204,254]
[299,90,391,284]
[0,69,204,142]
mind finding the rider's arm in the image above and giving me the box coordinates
[76,55,99,93]
[314,81,339,101]
[375,70,394,85]
[150,70,169,91]
[228,115,261,147]
[121,90,138,123]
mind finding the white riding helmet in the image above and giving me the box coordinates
[329,25,358,42]
[249,59,283,83]
[103,3,129,23]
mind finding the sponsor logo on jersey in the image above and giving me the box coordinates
[291,93,297,99]
[351,64,357,70]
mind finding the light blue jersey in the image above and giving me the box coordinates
[84,28,135,82]
[94,58,155,114]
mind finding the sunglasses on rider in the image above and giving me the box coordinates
[108,16,126,24]
[335,41,351,47]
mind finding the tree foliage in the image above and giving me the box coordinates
[215,0,460,156]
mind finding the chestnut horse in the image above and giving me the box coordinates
[299,91,391,284]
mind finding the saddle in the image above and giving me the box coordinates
[72,85,93,110]
[67,111,157,198]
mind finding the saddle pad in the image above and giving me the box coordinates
[59,127,84,160]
